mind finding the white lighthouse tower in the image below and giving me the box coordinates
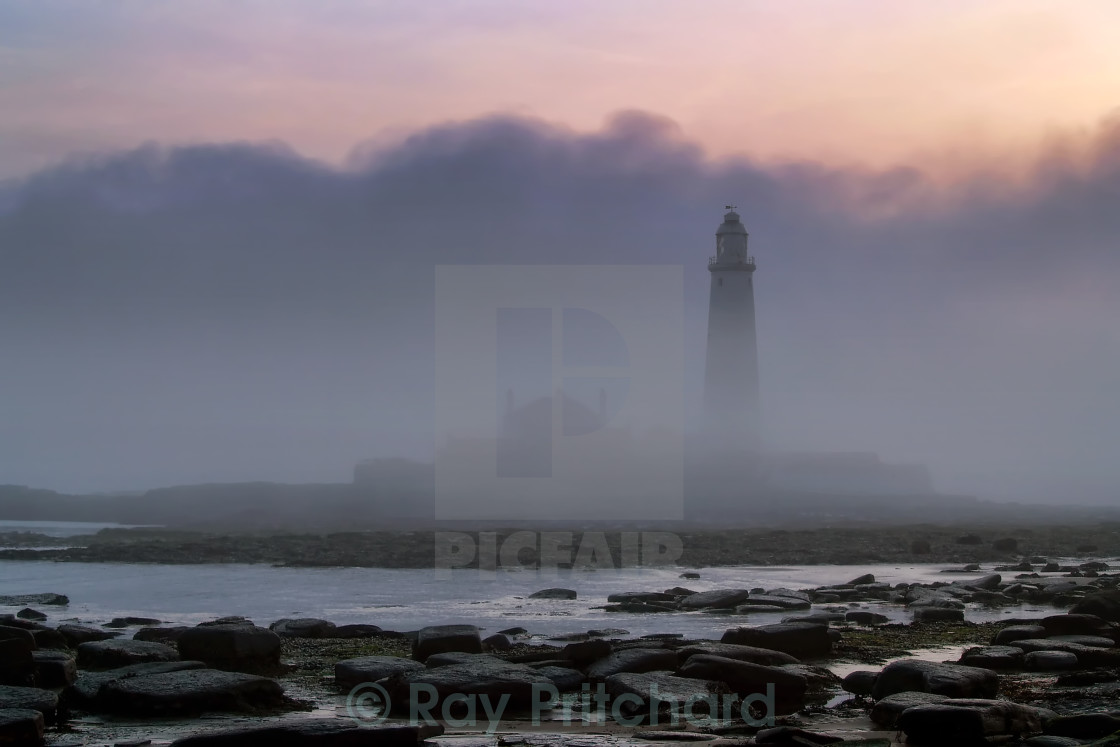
[702,208,761,449]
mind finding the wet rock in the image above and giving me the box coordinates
[0,708,43,746]
[586,648,678,679]
[738,595,811,610]
[607,592,678,603]
[783,613,844,626]
[845,611,889,626]
[913,607,965,623]
[970,573,1003,590]
[603,672,727,721]
[870,659,998,699]
[679,589,751,609]
[57,624,119,647]
[755,726,843,744]
[959,646,1024,670]
[535,665,584,691]
[335,656,425,688]
[68,660,208,703]
[0,686,57,723]
[722,623,833,658]
[678,654,806,713]
[1041,613,1116,637]
[333,624,383,639]
[605,602,677,613]
[423,652,500,668]
[679,572,701,580]
[77,639,179,670]
[0,594,67,607]
[269,618,338,638]
[528,588,577,600]
[841,670,877,696]
[29,628,66,650]
[1023,737,1083,747]
[0,626,35,648]
[869,692,951,728]
[170,720,442,747]
[1044,713,1120,739]
[993,624,1047,645]
[1024,651,1079,671]
[1048,634,1115,648]
[896,699,1055,744]
[177,623,282,673]
[15,609,46,622]
[104,616,161,628]
[97,669,287,715]
[0,638,35,687]
[847,574,876,586]
[412,624,482,662]
[677,642,798,667]
[483,633,511,651]
[386,657,552,713]
[1069,592,1120,623]
[31,650,76,688]
[133,626,190,644]
[562,638,612,664]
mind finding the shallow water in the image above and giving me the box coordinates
[0,560,1087,638]
[0,518,157,538]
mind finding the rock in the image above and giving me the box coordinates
[528,588,577,600]
[721,623,833,658]
[0,708,43,746]
[1041,613,1116,637]
[0,626,34,649]
[1044,713,1120,739]
[845,611,889,626]
[841,670,877,696]
[679,589,751,609]
[170,720,442,747]
[1069,592,1120,623]
[0,638,34,687]
[847,574,875,586]
[68,660,208,703]
[897,699,1055,744]
[30,629,66,650]
[0,594,67,607]
[31,650,76,688]
[177,624,282,673]
[913,607,965,623]
[97,669,286,715]
[133,626,190,644]
[970,573,1003,590]
[869,692,951,728]
[755,726,843,744]
[104,616,161,628]
[679,572,701,580]
[0,686,57,723]
[1048,635,1115,648]
[333,624,383,639]
[535,665,585,691]
[607,592,678,603]
[679,655,806,713]
[15,609,46,622]
[586,648,678,679]
[993,624,1047,645]
[783,613,844,626]
[677,643,799,667]
[959,646,1024,670]
[57,623,119,646]
[871,659,998,699]
[603,672,727,721]
[1023,737,1084,747]
[386,657,552,713]
[562,638,612,664]
[482,633,511,651]
[269,618,338,638]
[412,625,482,662]
[1024,651,1078,671]
[738,595,811,611]
[335,656,425,688]
[77,639,179,670]
[498,627,527,636]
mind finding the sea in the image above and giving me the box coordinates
[0,521,1104,641]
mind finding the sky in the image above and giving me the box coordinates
[1,1,1119,503]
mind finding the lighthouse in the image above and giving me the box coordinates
[702,208,761,449]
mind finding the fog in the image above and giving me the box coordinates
[1,110,1117,504]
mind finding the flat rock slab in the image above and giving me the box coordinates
[959,646,1025,670]
[897,699,1056,743]
[679,654,806,714]
[77,638,179,670]
[413,625,482,662]
[57,624,120,646]
[677,642,798,667]
[177,624,282,672]
[721,623,833,658]
[31,650,76,688]
[69,660,209,703]
[871,659,998,700]
[0,686,57,722]
[388,657,553,712]
[604,672,729,721]
[679,589,751,610]
[335,656,425,687]
[870,692,951,728]
[586,648,679,679]
[98,669,287,715]
[170,719,443,746]
[0,708,44,746]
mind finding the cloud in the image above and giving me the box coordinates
[1,110,1118,501]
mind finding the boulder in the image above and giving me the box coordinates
[334,624,384,639]
[31,651,76,688]
[870,659,998,700]
[869,692,951,728]
[133,626,190,644]
[535,665,585,691]
[104,616,161,628]
[1070,590,1120,623]
[0,686,57,723]
[0,626,34,649]
[959,646,1024,670]
[586,648,678,679]
[847,574,876,586]
[57,624,119,647]
[386,657,552,713]
[335,656,425,688]
[603,672,727,721]
[97,669,287,715]
[738,595,811,611]
[896,699,1055,744]
[562,638,612,664]
[15,609,46,622]
[170,720,442,747]
[993,624,1046,645]
[0,708,43,746]
[412,625,482,662]
[913,607,965,623]
[721,623,833,658]
[177,624,282,672]
[1047,635,1115,648]
[528,588,577,600]
[482,633,511,651]
[679,589,752,609]
[77,639,179,670]
[68,660,208,703]
[269,618,338,638]
[845,611,890,626]
[1041,613,1115,637]
[678,654,806,713]
[606,592,678,604]
[1044,713,1120,739]
[30,629,66,650]
[970,574,1003,590]
[0,639,34,687]
[677,643,798,667]
[1024,651,1078,671]
[840,670,877,696]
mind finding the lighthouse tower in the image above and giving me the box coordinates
[702,208,761,449]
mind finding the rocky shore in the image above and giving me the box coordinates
[2,558,1120,745]
[1,523,1119,567]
